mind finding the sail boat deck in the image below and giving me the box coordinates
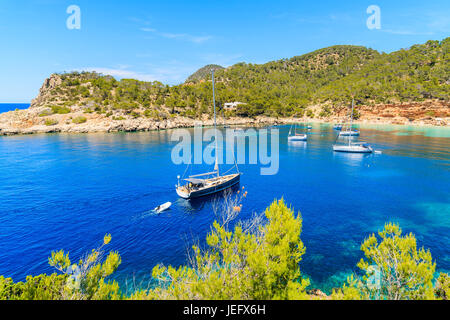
[176,173,241,199]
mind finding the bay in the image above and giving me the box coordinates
[0,123,448,293]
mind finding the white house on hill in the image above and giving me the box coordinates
[223,102,245,110]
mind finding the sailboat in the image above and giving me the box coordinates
[339,100,360,137]
[176,70,241,199]
[333,141,373,153]
[333,100,372,153]
[288,122,308,141]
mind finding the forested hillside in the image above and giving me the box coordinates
[185,64,224,83]
[30,38,449,120]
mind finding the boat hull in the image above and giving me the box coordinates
[288,134,308,142]
[339,131,360,137]
[333,145,373,153]
[176,174,241,199]
[154,202,172,213]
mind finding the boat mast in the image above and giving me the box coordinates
[349,99,355,145]
[212,69,219,177]
[350,99,354,129]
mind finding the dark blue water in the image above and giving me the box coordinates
[0,124,449,293]
[0,103,30,113]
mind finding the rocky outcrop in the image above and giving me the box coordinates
[307,289,329,299]
[325,100,449,126]
[30,74,63,108]
[0,110,290,136]
[358,100,449,126]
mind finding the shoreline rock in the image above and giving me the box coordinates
[0,102,449,137]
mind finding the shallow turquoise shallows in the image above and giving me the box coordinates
[0,123,449,293]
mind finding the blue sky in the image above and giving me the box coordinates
[0,0,449,102]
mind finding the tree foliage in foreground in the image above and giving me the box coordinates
[132,199,309,300]
[0,200,448,300]
[333,223,436,300]
[0,234,121,300]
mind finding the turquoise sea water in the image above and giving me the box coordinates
[0,123,449,293]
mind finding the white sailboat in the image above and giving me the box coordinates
[333,99,372,154]
[333,142,373,153]
[176,70,241,199]
[288,122,308,141]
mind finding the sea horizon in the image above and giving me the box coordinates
[0,103,31,113]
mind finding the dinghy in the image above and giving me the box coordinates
[154,202,172,214]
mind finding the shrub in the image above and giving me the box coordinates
[131,111,141,118]
[334,223,436,300]
[50,105,71,114]
[138,199,309,300]
[44,119,58,126]
[39,109,53,117]
[72,116,87,124]
[306,109,315,118]
[352,109,361,120]
[319,106,332,118]
[435,273,450,300]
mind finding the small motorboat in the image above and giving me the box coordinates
[153,202,172,214]
[333,124,343,130]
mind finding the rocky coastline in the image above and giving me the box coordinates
[1,72,448,136]
[0,104,448,136]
